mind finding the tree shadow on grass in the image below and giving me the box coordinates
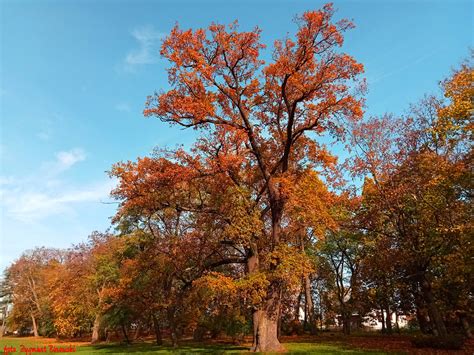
[86,342,395,354]
[88,342,248,354]
[281,342,395,355]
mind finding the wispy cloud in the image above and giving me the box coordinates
[38,148,87,177]
[36,119,54,141]
[0,148,115,223]
[0,176,15,185]
[368,49,440,85]
[115,102,131,112]
[37,131,51,141]
[56,148,86,170]
[0,144,6,160]
[1,180,115,222]
[123,25,164,70]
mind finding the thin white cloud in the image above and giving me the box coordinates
[37,131,51,141]
[368,48,440,85]
[115,102,131,112]
[2,179,116,223]
[123,25,164,69]
[37,119,54,141]
[0,148,116,223]
[0,144,6,160]
[0,176,14,185]
[56,148,86,170]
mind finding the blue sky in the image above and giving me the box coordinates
[0,0,472,271]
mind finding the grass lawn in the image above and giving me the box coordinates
[0,336,394,354]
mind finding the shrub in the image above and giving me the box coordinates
[282,319,305,336]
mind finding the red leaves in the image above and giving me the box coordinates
[110,156,197,221]
[144,3,365,172]
[146,20,266,130]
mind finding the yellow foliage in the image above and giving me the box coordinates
[436,61,473,141]
[265,245,314,291]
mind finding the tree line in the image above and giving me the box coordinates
[1,4,472,352]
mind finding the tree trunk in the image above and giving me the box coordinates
[166,305,179,348]
[421,277,447,337]
[91,313,101,343]
[342,312,351,335]
[340,306,351,335]
[385,306,392,334]
[277,301,282,339]
[413,291,430,334]
[247,245,284,352]
[0,308,6,338]
[459,313,472,339]
[319,292,324,331]
[133,322,141,340]
[92,289,104,343]
[395,312,400,333]
[152,315,163,345]
[304,274,316,334]
[251,308,285,352]
[171,331,178,348]
[193,326,205,341]
[121,323,129,344]
[105,327,111,343]
[31,313,39,337]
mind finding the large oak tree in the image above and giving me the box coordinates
[141,3,364,351]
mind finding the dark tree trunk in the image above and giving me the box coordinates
[171,331,178,348]
[421,277,447,337]
[211,328,220,339]
[152,315,163,345]
[167,308,178,348]
[414,292,430,334]
[121,323,130,344]
[193,326,205,342]
[105,327,111,343]
[304,274,316,334]
[342,310,351,335]
[395,312,400,333]
[385,306,392,334]
[459,313,472,339]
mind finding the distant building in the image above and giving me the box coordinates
[361,311,409,330]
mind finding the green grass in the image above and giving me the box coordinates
[0,337,391,354]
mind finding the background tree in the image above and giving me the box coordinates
[6,248,64,337]
[348,58,473,338]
